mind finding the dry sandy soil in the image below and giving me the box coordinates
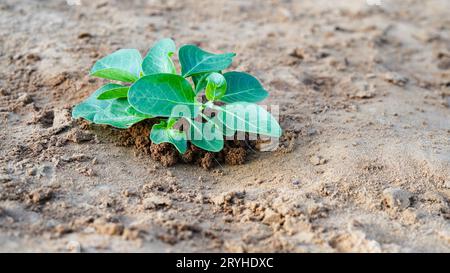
[0,0,449,252]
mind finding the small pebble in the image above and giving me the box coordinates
[66,240,81,253]
[310,155,327,166]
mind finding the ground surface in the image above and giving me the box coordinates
[0,0,449,252]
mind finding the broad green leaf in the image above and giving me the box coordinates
[201,110,235,137]
[167,117,178,128]
[204,73,227,101]
[97,84,129,100]
[193,73,210,94]
[179,45,235,77]
[187,118,224,152]
[220,72,268,103]
[150,119,187,154]
[193,71,224,94]
[128,74,198,118]
[72,84,113,122]
[215,102,282,137]
[72,84,151,129]
[93,99,150,129]
[90,49,142,82]
[142,38,177,75]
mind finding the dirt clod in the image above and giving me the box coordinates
[150,143,179,167]
[142,194,172,210]
[310,155,327,166]
[262,208,283,226]
[223,147,247,165]
[28,188,53,205]
[66,128,94,143]
[93,220,124,236]
[16,93,33,106]
[29,109,54,128]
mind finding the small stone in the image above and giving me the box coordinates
[307,128,317,136]
[402,208,419,225]
[62,153,91,163]
[122,189,135,197]
[142,194,172,210]
[307,203,329,219]
[310,155,327,165]
[26,53,41,62]
[66,240,81,253]
[437,58,450,70]
[26,167,37,176]
[349,81,376,99]
[383,72,408,86]
[289,48,305,59]
[29,188,53,204]
[292,179,300,185]
[54,224,71,235]
[255,179,264,185]
[262,208,282,225]
[382,187,412,210]
[93,221,124,236]
[66,129,94,143]
[52,107,72,130]
[122,228,141,240]
[78,32,93,39]
[76,166,95,177]
[17,93,33,105]
[211,191,244,206]
[421,191,445,204]
[354,90,374,99]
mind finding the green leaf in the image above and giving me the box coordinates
[90,49,142,82]
[72,84,113,122]
[193,73,210,94]
[142,38,177,75]
[167,117,178,128]
[201,110,235,137]
[215,102,282,137]
[179,45,235,77]
[193,71,224,95]
[220,72,268,103]
[150,119,187,154]
[204,73,227,101]
[93,99,151,129]
[97,84,129,100]
[187,118,224,152]
[128,73,198,118]
[72,84,151,129]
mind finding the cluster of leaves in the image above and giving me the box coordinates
[72,38,281,153]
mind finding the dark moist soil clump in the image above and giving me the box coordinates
[117,121,254,169]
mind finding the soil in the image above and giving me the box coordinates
[116,120,251,168]
[0,0,449,252]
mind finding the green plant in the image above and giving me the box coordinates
[72,38,281,154]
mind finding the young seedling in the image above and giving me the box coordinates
[72,38,282,154]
